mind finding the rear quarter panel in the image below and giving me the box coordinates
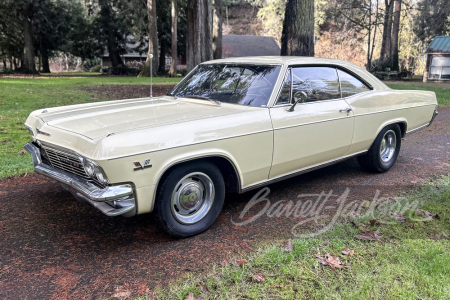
[346,89,437,154]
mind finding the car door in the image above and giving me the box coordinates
[269,66,355,179]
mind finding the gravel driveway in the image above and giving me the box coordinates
[1,107,449,299]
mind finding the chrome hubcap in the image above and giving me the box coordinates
[379,130,397,163]
[171,172,215,224]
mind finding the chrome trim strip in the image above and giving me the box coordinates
[405,123,430,136]
[273,115,353,131]
[353,104,434,117]
[24,143,135,217]
[240,150,368,193]
[429,109,439,126]
[108,129,273,160]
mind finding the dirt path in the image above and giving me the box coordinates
[1,108,449,299]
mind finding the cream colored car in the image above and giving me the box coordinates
[24,57,438,237]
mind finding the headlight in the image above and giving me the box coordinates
[83,158,109,185]
[83,159,96,177]
[94,165,109,185]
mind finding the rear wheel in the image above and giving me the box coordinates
[155,161,225,238]
[357,124,402,173]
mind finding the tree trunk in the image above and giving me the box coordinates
[213,0,223,59]
[2,59,6,71]
[158,41,167,74]
[380,0,394,69]
[367,0,372,70]
[169,0,178,77]
[138,0,159,77]
[12,57,17,70]
[139,0,159,77]
[280,0,315,56]
[42,51,50,73]
[21,4,37,74]
[391,0,402,71]
[186,0,213,72]
[370,0,379,69]
[98,0,124,68]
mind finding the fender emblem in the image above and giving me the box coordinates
[134,159,152,171]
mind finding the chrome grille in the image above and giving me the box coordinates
[39,143,105,188]
[41,146,89,179]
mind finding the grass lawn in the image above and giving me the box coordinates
[0,79,447,179]
[141,175,450,300]
[40,72,103,76]
[0,76,181,178]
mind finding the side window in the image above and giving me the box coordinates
[338,69,371,97]
[291,67,341,102]
[276,69,291,105]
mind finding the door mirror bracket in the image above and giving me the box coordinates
[286,91,308,112]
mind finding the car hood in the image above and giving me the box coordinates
[37,96,239,140]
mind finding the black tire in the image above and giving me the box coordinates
[357,124,402,173]
[155,161,225,238]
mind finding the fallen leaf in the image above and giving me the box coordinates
[281,240,293,252]
[443,232,450,240]
[342,248,355,256]
[0,139,12,144]
[137,283,150,296]
[356,229,382,241]
[253,273,265,282]
[416,209,436,219]
[9,145,14,148]
[184,292,204,300]
[233,259,248,268]
[317,253,343,269]
[17,149,27,155]
[430,233,442,240]
[390,213,407,222]
[112,291,131,298]
[370,291,374,298]
[369,219,379,226]
[406,222,415,227]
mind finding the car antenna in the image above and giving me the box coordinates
[148,53,153,98]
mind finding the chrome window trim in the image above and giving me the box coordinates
[273,67,293,107]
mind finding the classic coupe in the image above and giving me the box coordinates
[24,57,438,237]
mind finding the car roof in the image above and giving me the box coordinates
[202,56,388,92]
[203,56,354,66]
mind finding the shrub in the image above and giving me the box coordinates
[1,68,14,74]
[90,65,102,72]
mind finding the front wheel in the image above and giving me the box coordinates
[357,124,402,173]
[154,161,225,238]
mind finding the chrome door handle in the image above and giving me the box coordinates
[339,108,352,113]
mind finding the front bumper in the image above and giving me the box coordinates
[24,142,136,217]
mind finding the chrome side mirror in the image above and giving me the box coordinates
[286,91,308,112]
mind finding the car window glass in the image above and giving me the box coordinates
[276,69,291,105]
[338,69,370,97]
[291,67,341,103]
[168,64,281,107]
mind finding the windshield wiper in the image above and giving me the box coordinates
[181,95,221,105]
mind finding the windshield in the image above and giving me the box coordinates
[167,64,281,107]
